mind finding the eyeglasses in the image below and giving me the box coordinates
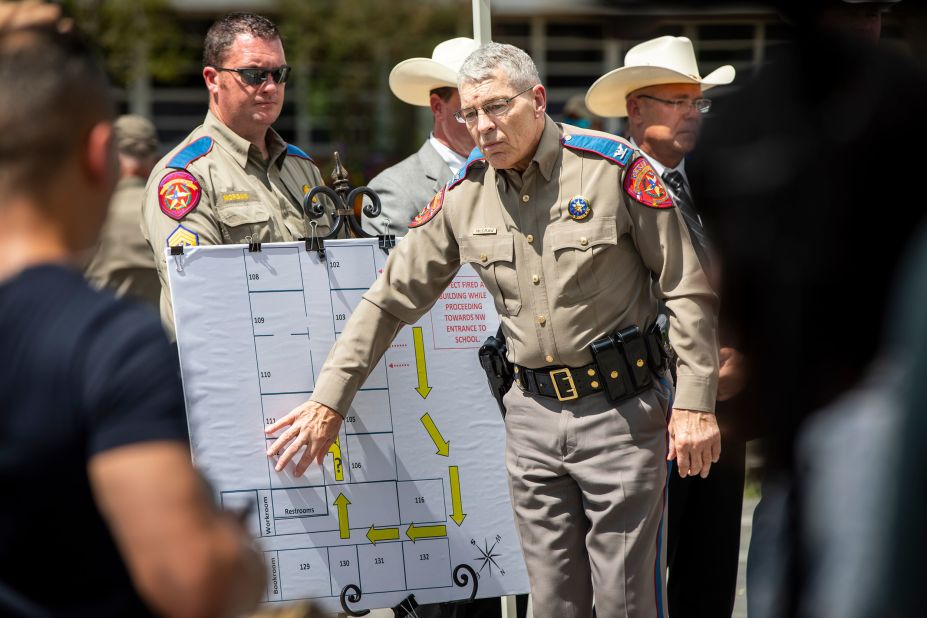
[636,94,712,114]
[454,86,536,125]
[209,65,291,86]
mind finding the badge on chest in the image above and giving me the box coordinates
[568,195,592,220]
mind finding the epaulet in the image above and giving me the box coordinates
[286,144,314,162]
[166,136,213,170]
[447,147,486,191]
[561,133,633,167]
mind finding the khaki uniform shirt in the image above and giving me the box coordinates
[312,117,719,414]
[142,111,332,334]
[85,176,160,309]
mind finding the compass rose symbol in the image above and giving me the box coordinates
[472,535,505,576]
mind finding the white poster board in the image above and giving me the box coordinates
[166,238,528,613]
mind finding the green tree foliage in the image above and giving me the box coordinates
[277,0,467,172]
[61,0,191,85]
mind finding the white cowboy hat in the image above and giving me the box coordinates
[388,37,481,107]
[585,36,735,118]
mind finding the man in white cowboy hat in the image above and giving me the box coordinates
[363,37,480,237]
[587,36,747,618]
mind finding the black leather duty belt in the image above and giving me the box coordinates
[515,363,609,402]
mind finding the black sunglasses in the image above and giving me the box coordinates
[210,65,291,86]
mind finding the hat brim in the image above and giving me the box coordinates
[389,58,460,107]
[585,64,735,117]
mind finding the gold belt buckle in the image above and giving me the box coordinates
[550,368,578,401]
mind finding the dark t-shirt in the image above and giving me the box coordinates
[0,265,189,617]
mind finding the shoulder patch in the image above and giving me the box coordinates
[623,157,674,209]
[166,224,199,248]
[409,187,445,228]
[158,170,202,220]
[286,144,314,162]
[167,136,213,170]
[562,133,633,167]
[447,147,486,191]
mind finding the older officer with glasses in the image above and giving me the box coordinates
[265,42,720,618]
[587,36,747,618]
[142,12,331,335]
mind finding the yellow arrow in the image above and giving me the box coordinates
[333,493,351,539]
[449,466,467,526]
[420,413,450,456]
[412,327,432,399]
[328,437,344,481]
[366,525,400,545]
[406,522,447,542]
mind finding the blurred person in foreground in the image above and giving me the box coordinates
[265,41,720,618]
[686,0,924,616]
[0,0,67,30]
[142,12,332,336]
[587,35,747,618]
[362,37,479,237]
[84,114,161,309]
[0,19,264,618]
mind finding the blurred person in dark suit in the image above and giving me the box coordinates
[687,1,924,616]
[877,221,927,618]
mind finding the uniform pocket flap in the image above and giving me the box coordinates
[550,217,617,252]
[459,234,514,266]
[216,203,271,227]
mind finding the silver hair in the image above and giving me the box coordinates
[458,42,541,91]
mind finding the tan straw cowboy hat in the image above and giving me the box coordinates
[585,36,735,118]
[388,37,481,107]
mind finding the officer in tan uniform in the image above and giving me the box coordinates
[85,115,161,309]
[266,43,720,618]
[142,12,330,333]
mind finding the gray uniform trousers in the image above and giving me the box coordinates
[502,377,671,618]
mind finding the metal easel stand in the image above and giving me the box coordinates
[302,151,395,256]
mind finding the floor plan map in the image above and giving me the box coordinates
[167,238,528,613]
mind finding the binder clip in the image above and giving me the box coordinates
[170,244,184,272]
[246,236,262,253]
[378,234,396,255]
[391,594,419,618]
[303,221,325,259]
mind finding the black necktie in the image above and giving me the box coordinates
[662,170,711,267]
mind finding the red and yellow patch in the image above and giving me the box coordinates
[623,157,674,209]
[409,187,445,228]
[158,170,202,220]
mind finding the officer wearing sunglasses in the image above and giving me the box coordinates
[142,13,334,337]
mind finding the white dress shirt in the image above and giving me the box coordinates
[429,133,467,175]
